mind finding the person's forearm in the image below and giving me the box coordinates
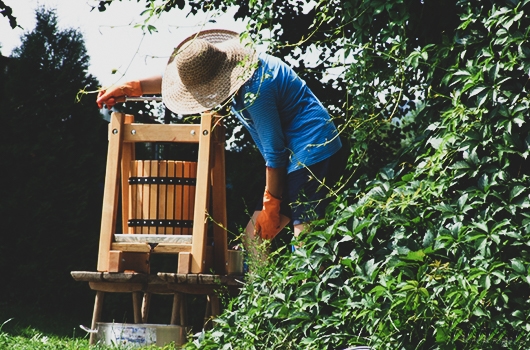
[265,166,285,199]
[140,75,163,95]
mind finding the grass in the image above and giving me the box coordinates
[0,302,190,349]
[0,319,187,349]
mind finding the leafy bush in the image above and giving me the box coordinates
[178,0,530,349]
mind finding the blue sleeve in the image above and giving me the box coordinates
[242,77,290,169]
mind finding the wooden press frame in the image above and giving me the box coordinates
[96,112,228,274]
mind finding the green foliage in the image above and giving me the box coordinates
[175,0,530,349]
[16,0,530,348]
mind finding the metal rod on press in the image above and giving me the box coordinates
[124,96,163,102]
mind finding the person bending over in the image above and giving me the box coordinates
[97,29,343,257]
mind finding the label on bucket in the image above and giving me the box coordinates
[98,324,156,347]
[115,326,154,345]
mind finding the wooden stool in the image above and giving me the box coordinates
[71,112,238,345]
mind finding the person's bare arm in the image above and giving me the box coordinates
[97,75,162,109]
[265,166,285,199]
[139,75,162,94]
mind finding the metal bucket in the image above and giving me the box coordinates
[96,322,187,348]
[227,249,244,275]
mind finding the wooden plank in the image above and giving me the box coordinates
[122,252,150,273]
[166,161,175,235]
[142,161,151,234]
[143,284,175,293]
[123,124,200,143]
[71,271,103,282]
[212,121,228,275]
[97,112,125,272]
[182,162,191,235]
[177,252,191,274]
[187,274,198,284]
[102,272,149,283]
[129,160,137,234]
[188,162,197,236]
[191,113,213,273]
[111,242,192,253]
[198,274,218,284]
[121,114,135,234]
[136,161,144,234]
[149,160,158,235]
[156,272,244,286]
[174,161,183,235]
[176,274,188,284]
[108,250,123,272]
[158,161,167,235]
[89,282,144,293]
[102,250,150,274]
[166,284,217,295]
[121,144,133,234]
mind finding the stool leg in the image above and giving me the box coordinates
[170,293,182,325]
[203,297,212,330]
[142,292,152,323]
[180,294,188,326]
[89,291,105,345]
[204,294,220,330]
[209,294,221,317]
[132,292,142,323]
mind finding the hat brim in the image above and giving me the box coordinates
[162,29,258,115]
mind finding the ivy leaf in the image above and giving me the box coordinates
[511,259,526,274]
[404,250,426,262]
[457,193,468,210]
[510,185,526,201]
[478,174,489,191]
[474,222,489,233]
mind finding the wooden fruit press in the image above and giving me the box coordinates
[71,109,242,345]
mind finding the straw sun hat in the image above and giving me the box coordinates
[162,29,258,115]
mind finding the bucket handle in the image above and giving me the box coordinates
[79,325,98,333]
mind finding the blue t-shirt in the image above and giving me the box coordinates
[231,53,342,174]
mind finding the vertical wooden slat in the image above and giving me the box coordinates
[188,162,197,236]
[182,162,191,235]
[191,113,213,273]
[174,161,183,235]
[158,161,167,235]
[142,161,151,234]
[149,160,158,235]
[97,112,125,272]
[135,161,144,234]
[212,120,228,274]
[129,161,137,234]
[166,161,175,235]
[121,115,135,234]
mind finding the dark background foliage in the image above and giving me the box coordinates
[0,7,107,325]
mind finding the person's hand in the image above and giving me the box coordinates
[255,188,282,240]
[96,80,143,109]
